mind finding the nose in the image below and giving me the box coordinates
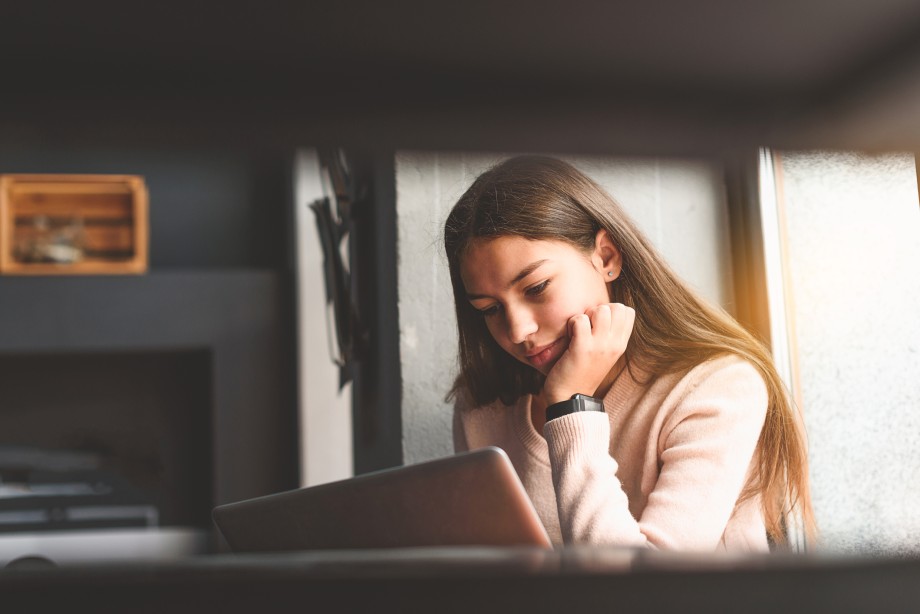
[504,304,538,345]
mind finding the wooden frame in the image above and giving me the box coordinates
[0,174,148,275]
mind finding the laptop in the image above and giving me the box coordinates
[212,446,553,552]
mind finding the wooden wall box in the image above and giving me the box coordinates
[0,174,148,275]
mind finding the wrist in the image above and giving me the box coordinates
[544,386,586,406]
[545,392,573,406]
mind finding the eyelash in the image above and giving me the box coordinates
[480,305,501,317]
[477,280,550,317]
[526,280,550,297]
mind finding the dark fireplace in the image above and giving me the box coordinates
[0,350,213,530]
[0,271,298,554]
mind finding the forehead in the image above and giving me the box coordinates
[459,236,585,288]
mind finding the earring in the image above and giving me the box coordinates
[607,271,614,277]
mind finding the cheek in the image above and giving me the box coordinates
[548,286,588,318]
[548,285,608,324]
[541,303,571,327]
[582,276,613,307]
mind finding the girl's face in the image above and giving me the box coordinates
[460,234,617,375]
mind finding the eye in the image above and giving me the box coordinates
[481,305,501,317]
[474,303,501,317]
[525,280,550,297]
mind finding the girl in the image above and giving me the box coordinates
[444,155,814,550]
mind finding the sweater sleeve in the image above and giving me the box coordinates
[543,358,768,550]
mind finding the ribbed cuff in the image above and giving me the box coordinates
[543,411,611,462]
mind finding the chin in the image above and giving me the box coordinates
[514,357,543,376]
[529,358,558,377]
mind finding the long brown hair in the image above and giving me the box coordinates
[443,155,815,546]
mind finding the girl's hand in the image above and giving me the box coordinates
[542,303,635,405]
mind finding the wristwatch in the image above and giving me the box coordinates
[545,393,605,422]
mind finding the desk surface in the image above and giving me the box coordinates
[2,547,919,613]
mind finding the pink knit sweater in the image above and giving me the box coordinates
[453,354,770,551]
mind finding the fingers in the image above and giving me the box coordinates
[589,302,612,333]
[585,303,633,333]
[568,312,591,341]
[569,303,635,348]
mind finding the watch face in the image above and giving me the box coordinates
[577,395,604,413]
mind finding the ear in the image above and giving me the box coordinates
[591,229,622,281]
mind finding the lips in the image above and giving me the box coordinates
[525,337,566,371]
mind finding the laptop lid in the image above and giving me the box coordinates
[212,446,552,552]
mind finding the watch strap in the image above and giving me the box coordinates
[545,393,604,422]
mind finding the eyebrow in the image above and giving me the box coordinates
[466,259,549,300]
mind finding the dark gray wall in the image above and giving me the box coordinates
[0,143,291,269]
[0,144,299,532]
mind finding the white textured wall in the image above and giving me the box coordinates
[294,150,352,486]
[396,152,735,464]
[780,151,920,554]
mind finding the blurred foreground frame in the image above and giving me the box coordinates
[5,1,920,155]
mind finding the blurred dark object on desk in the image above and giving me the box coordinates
[0,445,158,533]
[2,547,920,613]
